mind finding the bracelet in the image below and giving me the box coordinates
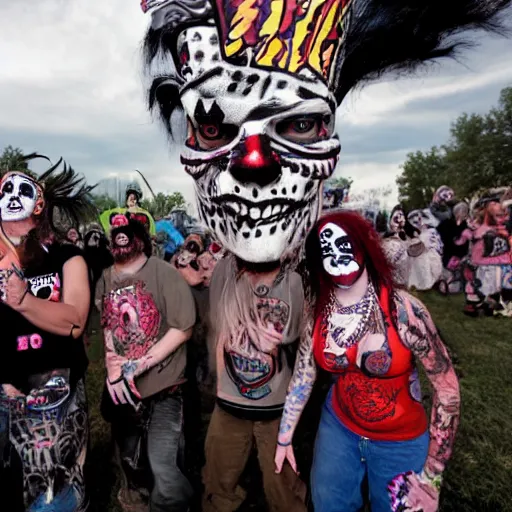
[108,376,124,385]
[277,440,292,447]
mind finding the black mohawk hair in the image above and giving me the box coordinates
[334,0,511,103]
[24,154,97,236]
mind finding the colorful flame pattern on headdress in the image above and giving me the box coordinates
[214,0,352,80]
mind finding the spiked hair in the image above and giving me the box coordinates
[143,0,511,134]
[2,153,96,238]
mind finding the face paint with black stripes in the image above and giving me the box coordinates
[319,222,365,288]
[143,0,354,262]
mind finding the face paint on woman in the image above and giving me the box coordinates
[319,222,365,288]
[0,174,41,222]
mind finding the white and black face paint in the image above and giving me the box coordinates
[0,174,39,222]
[408,208,439,230]
[389,210,406,233]
[176,29,339,262]
[319,222,364,287]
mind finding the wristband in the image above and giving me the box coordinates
[277,440,292,447]
[108,376,124,385]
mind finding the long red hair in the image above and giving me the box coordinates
[305,210,396,319]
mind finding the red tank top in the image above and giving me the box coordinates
[314,286,427,441]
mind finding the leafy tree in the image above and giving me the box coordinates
[396,85,512,209]
[0,146,37,178]
[397,147,448,210]
[141,192,187,219]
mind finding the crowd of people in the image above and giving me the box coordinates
[2,0,512,511]
[0,156,461,512]
[374,185,512,317]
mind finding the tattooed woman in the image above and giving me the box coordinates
[306,211,460,512]
[0,155,94,511]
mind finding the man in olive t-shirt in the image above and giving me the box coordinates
[95,214,196,512]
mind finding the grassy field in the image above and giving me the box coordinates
[85,291,512,512]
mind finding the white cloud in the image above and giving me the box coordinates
[0,1,511,213]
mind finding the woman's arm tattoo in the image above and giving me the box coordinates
[396,292,461,479]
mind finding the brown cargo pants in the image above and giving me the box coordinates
[202,404,307,512]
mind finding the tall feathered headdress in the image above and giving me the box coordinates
[143,0,511,131]
[1,153,97,235]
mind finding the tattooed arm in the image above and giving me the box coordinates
[122,326,193,379]
[396,291,460,485]
[275,308,317,473]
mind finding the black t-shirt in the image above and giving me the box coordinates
[0,243,89,393]
[437,218,469,267]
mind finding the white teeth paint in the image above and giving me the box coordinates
[240,203,248,216]
[272,205,281,215]
[250,207,261,220]
[231,202,240,213]
[262,205,272,219]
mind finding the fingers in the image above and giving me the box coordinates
[126,377,142,400]
[287,447,298,474]
[274,452,284,474]
[106,381,119,405]
[121,383,137,408]
[107,379,137,407]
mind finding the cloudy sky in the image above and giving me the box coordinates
[1,1,512,211]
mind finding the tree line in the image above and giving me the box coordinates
[396,86,512,211]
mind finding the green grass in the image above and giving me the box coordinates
[85,292,512,511]
[414,292,512,512]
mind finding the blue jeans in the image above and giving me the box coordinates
[106,389,192,512]
[311,398,429,512]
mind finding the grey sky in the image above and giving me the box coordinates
[1,0,511,211]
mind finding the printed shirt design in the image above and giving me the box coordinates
[102,281,161,360]
[224,297,290,400]
[28,272,61,301]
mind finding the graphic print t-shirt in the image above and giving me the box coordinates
[209,257,304,413]
[0,243,88,393]
[96,257,196,399]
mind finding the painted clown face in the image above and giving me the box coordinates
[389,209,406,233]
[0,173,42,222]
[434,185,455,205]
[145,0,353,262]
[407,208,439,230]
[319,222,364,288]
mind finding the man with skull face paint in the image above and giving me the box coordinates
[307,211,460,512]
[95,213,196,512]
[430,186,456,224]
[0,156,95,512]
[139,0,509,508]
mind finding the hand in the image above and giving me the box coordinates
[4,269,28,309]
[275,443,298,474]
[406,472,440,512]
[106,377,138,407]
[388,471,440,512]
[105,351,128,382]
[2,384,25,399]
[121,359,147,400]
